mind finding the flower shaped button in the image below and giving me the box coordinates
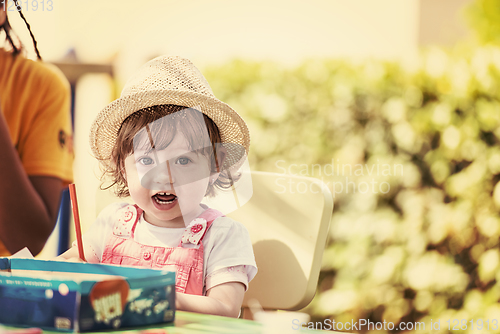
[181,218,207,245]
[113,205,137,237]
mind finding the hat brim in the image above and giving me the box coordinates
[89,89,250,171]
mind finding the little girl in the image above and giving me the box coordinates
[59,56,257,318]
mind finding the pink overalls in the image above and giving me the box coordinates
[101,204,223,296]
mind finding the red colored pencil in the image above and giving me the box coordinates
[68,184,86,261]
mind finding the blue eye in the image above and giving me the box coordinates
[138,157,155,166]
[176,157,191,165]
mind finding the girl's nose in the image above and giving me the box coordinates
[153,160,175,185]
[141,160,175,190]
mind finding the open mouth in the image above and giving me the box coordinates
[152,192,177,205]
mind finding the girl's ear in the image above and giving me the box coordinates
[206,147,225,197]
[211,145,227,181]
[216,145,227,172]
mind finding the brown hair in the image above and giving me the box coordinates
[102,104,234,197]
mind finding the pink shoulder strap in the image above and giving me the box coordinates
[198,207,224,223]
[112,204,143,238]
[179,208,224,246]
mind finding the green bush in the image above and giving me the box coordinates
[466,0,500,45]
[204,46,500,333]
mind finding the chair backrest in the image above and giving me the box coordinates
[93,171,333,311]
[229,171,333,311]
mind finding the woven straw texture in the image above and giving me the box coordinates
[89,56,250,171]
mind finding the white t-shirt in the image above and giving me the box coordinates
[79,202,257,292]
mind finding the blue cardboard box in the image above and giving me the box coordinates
[0,258,175,332]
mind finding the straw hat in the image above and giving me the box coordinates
[89,55,250,171]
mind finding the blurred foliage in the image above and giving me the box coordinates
[466,0,500,45]
[204,46,500,333]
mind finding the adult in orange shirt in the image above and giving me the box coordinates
[0,3,73,256]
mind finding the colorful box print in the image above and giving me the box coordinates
[0,258,175,332]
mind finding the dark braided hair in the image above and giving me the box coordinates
[1,0,42,60]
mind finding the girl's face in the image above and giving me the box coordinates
[123,132,212,228]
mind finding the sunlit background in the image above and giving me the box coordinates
[7,0,500,332]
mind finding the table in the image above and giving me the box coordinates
[169,311,263,333]
[2,311,336,334]
[151,311,340,333]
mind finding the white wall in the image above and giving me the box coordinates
[12,0,420,69]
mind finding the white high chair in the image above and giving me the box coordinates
[228,172,333,317]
